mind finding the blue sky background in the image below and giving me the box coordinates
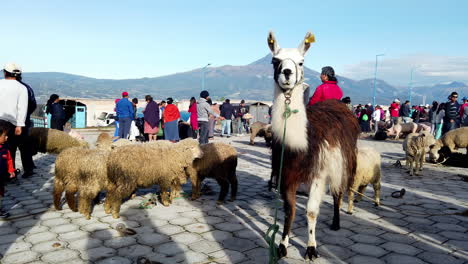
[1,0,467,85]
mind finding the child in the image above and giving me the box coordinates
[0,121,16,218]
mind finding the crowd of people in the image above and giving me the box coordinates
[113,90,252,145]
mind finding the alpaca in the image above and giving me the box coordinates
[267,31,360,260]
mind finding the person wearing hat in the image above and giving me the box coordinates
[197,90,220,144]
[308,66,343,106]
[443,91,461,134]
[0,63,29,181]
[389,99,401,123]
[459,96,468,127]
[115,92,134,139]
[163,97,180,142]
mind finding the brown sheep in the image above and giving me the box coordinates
[249,121,273,146]
[105,139,202,218]
[30,127,89,154]
[186,142,238,204]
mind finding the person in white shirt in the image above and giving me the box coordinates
[371,105,382,132]
[0,63,29,180]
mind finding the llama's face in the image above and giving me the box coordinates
[268,31,314,90]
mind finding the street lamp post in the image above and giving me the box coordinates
[372,54,385,107]
[201,63,211,90]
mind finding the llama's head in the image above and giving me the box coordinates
[268,31,314,90]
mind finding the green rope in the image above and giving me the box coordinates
[264,96,298,264]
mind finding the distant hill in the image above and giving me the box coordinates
[19,55,467,105]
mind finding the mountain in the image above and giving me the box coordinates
[19,55,467,105]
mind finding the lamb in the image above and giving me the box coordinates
[30,127,89,154]
[249,121,273,146]
[105,138,202,218]
[186,142,238,204]
[429,127,468,162]
[95,132,112,148]
[386,121,418,140]
[346,147,381,214]
[405,132,436,176]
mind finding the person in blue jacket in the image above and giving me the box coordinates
[46,94,66,131]
[116,91,134,139]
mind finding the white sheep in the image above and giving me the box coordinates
[429,127,468,162]
[346,147,381,214]
[386,121,418,140]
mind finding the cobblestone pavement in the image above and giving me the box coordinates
[0,132,467,264]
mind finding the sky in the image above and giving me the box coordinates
[1,0,467,86]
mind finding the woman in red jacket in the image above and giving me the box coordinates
[308,66,343,106]
[163,98,180,142]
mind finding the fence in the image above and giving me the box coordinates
[31,116,47,128]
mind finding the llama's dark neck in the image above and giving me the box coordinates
[271,83,308,150]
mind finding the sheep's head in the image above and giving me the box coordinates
[178,138,203,160]
[428,140,443,162]
[268,31,314,90]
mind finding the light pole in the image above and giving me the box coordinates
[201,63,211,90]
[409,66,421,105]
[372,54,385,107]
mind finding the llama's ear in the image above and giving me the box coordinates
[298,32,315,55]
[268,31,280,54]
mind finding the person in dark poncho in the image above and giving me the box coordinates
[143,95,160,141]
[46,94,66,131]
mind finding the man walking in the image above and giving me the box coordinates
[116,92,134,139]
[0,63,29,179]
[220,99,234,138]
[197,90,219,144]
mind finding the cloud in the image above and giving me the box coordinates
[342,54,468,86]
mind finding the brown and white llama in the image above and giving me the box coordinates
[268,31,360,260]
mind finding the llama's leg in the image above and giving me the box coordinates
[53,179,65,210]
[330,192,342,231]
[65,191,77,212]
[278,183,299,259]
[305,178,325,260]
[216,178,229,204]
[228,173,238,202]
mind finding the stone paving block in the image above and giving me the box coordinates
[438,231,468,241]
[12,218,37,229]
[118,244,153,258]
[214,222,245,232]
[379,232,416,244]
[68,237,102,250]
[349,243,388,257]
[347,255,385,264]
[30,239,67,253]
[209,249,247,264]
[349,233,384,245]
[168,217,194,226]
[417,252,464,264]
[320,235,355,247]
[171,232,202,245]
[185,223,214,234]
[381,241,422,255]
[157,224,184,236]
[41,217,69,227]
[58,230,88,242]
[41,249,80,263]
[196,216,225,225]
[0,241,32,254]
[50,224,79,234]
[184,251,209,264]
[222,237,258,252]
[429,215,461,224]
[92,229,121,240]
[138,232,169,246]
[104,236,137,249]
[432,223,465,232]
[24,231,56,244]
[202,230,233,242]
[82,246,117,261]
[383,253,427,264]
[82,222,111,232]
[0,226,18,236]
[322,227,355,238]
[234,229,263,240]
[445,240,468,251]
[1,250,39,264]
[96,256,132,264]
[188,240,223,254]
[155,241,188,256]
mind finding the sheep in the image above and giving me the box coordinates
[429,127,468,163]
[406,132,436,176]
[416,123,431,133]
[346,147,381,214]
[96,132,112,147]
[186,142,238,204]
[249,121,273,146]
[104,138,202,218]
[30,127,89,155]
[386,121,418,140]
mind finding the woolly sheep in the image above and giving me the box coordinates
[406,132,436,176]
[416,123,431,133]
[95,132,112,148]
[30,127,89,154]
[105,138,202,218]
[429,127,468,162]
[386,121,418,140]
[346,147,381,214]
[186,142,238,204]
[249,121,273,146]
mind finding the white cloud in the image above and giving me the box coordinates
[342,54,468,86]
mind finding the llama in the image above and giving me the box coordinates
[268,31,360,260]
